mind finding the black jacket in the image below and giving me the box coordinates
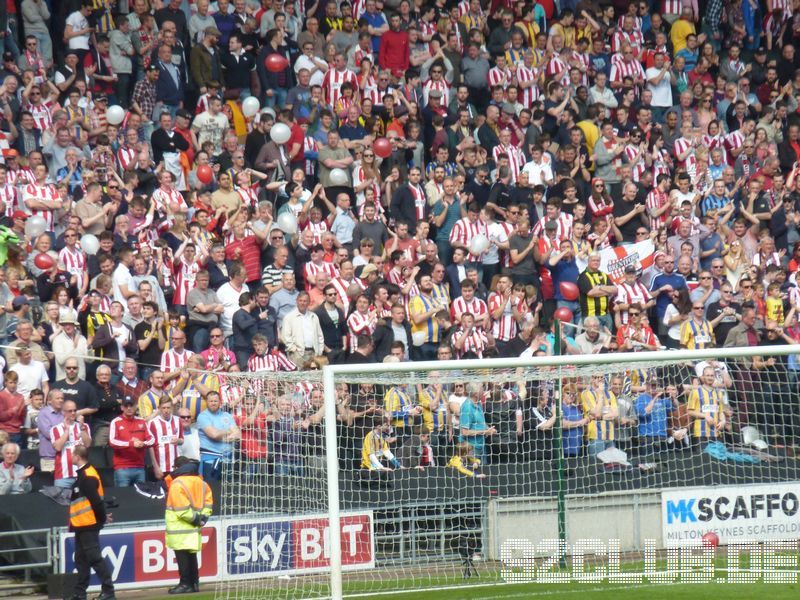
[314,304,346,351]
[372,319,416,362]
[69,463,106,532]
[207,260,231,291]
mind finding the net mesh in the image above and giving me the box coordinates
[213,348,800,599]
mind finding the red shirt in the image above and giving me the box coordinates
[0,389,25,434]
[234,409,269,460]
[225,235,262,283]
[109,414,155,469]
[378,29,410,75]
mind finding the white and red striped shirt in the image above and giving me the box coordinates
[195,92,213,115]
[625,144,646,182]
[353,164,381,210]
[346,310,376,351]
[302,219,329,245]
[653,148,672,180]
[23,182,59,230]
[452,325,489,358]
[673,137,697,178]
[487,65,512,89]
[661,0,682,17]
[360,73,380,105]
[117,145,138,172]
[422,79,450,104]
[51,421,89,480]
[323,68,359,108]
[407,183,427,221]
[610,59,645,87]
[151,187,186,216]
[449,217,489,262]
[420,19,438,53]
[532,212,573,240]
[515,65,540,108]
[172,257,201,306]
[489,292,524,342]
[304,136,318,176]
[160,348,194,376]
[303,261,339,291]
[26,100,55,132]
[451,296,488,323]
[330,276,364,314]
[147,415,182,473]
[352,0,366,19]
[724,131,744,166]
[612,29,644,53]
[492,143,526,183]
[701,133,728,163]
[59,246,88,290]
[235,185,259,211]
[617,15,644,32]
[8,166,34,187]
[646,188,670,230]
[544,56,569,84]
[247,351,297,372]
[0,183,16,218]
[615,281,653,324]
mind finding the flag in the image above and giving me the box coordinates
[599,240,656,283]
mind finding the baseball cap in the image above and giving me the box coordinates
[94,94,108,103]
[755,47,767,55]
[176,108,192,120]
[624,265,637,274]
[11,296,29,309]
[2,149,19,158]
[205,25,223,37]
[122,397,136,405]
[501,102,516,115]
[12,210,27,220]
[359,264,378,277]
[146,63,159,72]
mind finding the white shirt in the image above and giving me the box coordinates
[521,159,553,186]
[646,66,673,108]
[10,360,48,399]
[66,11,91,50]
[217,282,250,336]
[294,54,326,87]
[112,263,132,305]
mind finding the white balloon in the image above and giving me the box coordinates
[469,233,490,256]
[261,107,276,120]
[242,96,261,118]
[329,168,349,186]
[24,215,47,238]
[270,123,291,145]
[106,105,125,125]
[276,212,298,235]
[80,234,100,255]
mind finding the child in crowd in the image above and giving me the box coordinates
[448,442,485,478]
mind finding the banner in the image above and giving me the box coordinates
[60,524,220,591]
[599,240,655,283]
[662,483,800,547]
[59,511,374,591]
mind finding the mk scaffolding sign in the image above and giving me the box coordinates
[662,483,800,547]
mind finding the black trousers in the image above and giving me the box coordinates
[175,550,199,588]
[74,529,114,597]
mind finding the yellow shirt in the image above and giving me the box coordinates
[766,296,784,325]
[138,389,162,420]
[179,373,220,421]
[670,19,695,55]
[577,120,600,158]
[680,318,715,350]
[687,386,722,438]
[418,385,447,432]
[408,294,442,344]
[361,430,390,470]
[581,389,617,441]
[447,455,481,476]
[384,386,415,429]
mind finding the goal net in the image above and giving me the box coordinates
[214,344,800,599]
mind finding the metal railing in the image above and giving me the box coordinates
[0,527,54,582]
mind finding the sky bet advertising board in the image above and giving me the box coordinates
[662,483,800,548]
[60,512,374,590]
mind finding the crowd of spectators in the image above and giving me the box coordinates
[1,0,800,492]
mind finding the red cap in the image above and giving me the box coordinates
[12,210,27,220]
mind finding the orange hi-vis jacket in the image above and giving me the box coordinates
[69,463,106,532]
[165,472,213,552]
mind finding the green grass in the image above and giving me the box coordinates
[145,560,800,600]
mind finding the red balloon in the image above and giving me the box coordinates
[34,252,55,270]
[559,281,579,301]
[264,53,289,73]
[197,164,214,185]
[373,137,392,159]
[702,532,719,549]
[553,307,573,323]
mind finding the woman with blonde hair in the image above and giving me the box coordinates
[723,239,747,288]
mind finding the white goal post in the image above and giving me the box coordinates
[320,343,800,599]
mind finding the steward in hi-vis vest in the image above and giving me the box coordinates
[68,445,116,600]
[164,456,213,595]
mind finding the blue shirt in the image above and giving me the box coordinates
[339,123,367,142]
[432,199,462,242]
[635,393,673,438]
[363,11,387,52]
[675,48,698,72]
[197,408,237,458]
[459,398,488,456]
[550,259,579,300]
[562,403,583,456]
[651,273,687,320]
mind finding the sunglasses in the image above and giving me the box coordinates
[180,415,192,419]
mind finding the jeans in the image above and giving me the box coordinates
[55,477,76,489]
[31,30,52,64]
[587,439,613,457]
[436,239,452,265]
[556,300,581,326]
[200,453,222,481]
[115,73,132,108]
[264,88,288,108]
[114,467,145,487]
